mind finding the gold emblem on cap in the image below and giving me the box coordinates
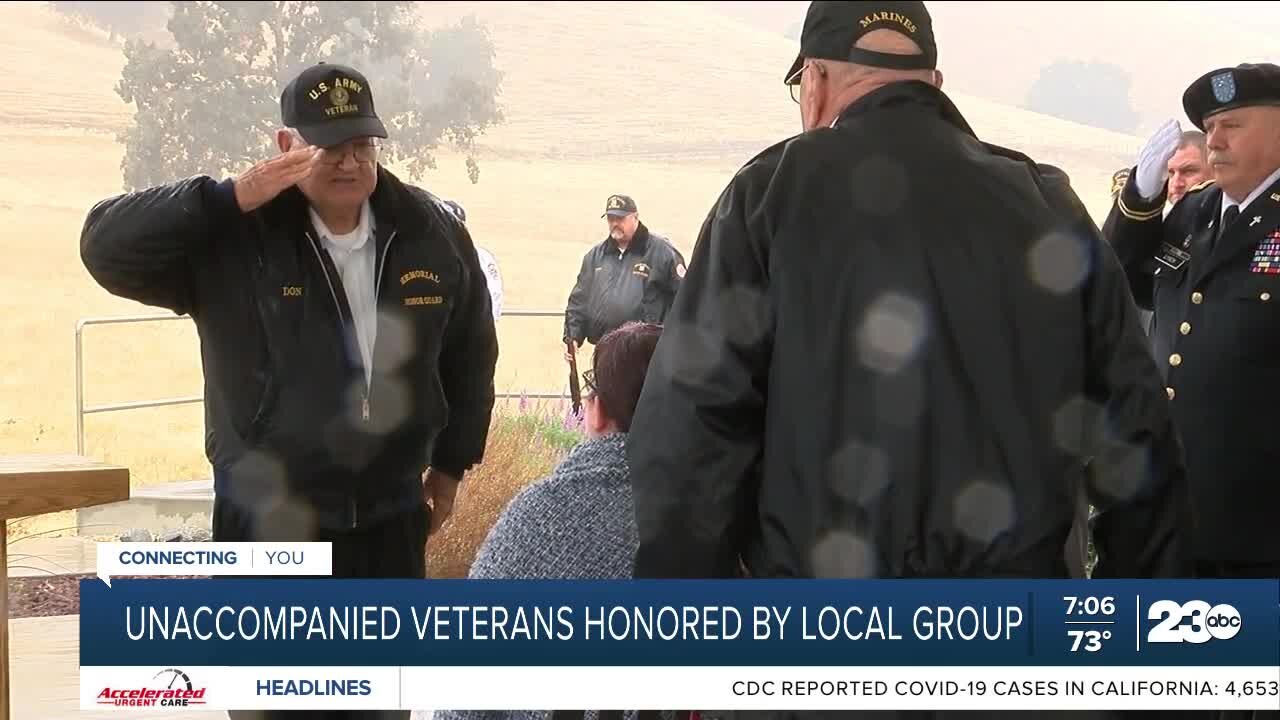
[330,85,350,107]
[859,11,917,33]
[608,196,624,209]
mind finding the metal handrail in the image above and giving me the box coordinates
[74,310,571,455]
[75,314,196,454]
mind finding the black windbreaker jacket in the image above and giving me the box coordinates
[627,81,1193,581]
[80,167,498,530]
[563,223,686,345]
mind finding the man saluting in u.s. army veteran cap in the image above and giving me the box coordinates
[80,63,500,720]
[1106,62,1280,580]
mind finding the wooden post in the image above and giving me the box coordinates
[0,455,130,720]
[1,517,8,720]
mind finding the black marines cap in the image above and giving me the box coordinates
[785,1,937,84]
[1182,63,1280,131]
[602,194,638,218]
[280,62,388,148]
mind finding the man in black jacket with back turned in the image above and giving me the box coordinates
[627,0,1193,605]
[79,62,497,669]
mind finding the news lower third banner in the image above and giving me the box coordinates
[80,576,1279,712]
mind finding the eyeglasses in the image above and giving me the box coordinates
[317,140,381,165]
[785,65,805,104]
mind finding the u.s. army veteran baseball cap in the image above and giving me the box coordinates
[785,1,937,83]
[280,62,388,148]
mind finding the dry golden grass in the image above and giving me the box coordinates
[0,1,1156,545]
[426,402,579,578]
[419,0,1144,217]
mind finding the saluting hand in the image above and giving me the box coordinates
[1135,119,1183,201]
[232,146,321,213]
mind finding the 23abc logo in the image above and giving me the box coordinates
[1146,600,1242,644]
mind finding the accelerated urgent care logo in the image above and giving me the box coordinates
[97,668,207,708]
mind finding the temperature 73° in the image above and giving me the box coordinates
[1068,629,1111,652]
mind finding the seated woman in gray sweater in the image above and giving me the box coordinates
[468,320,662,582]
[422,323,671,720]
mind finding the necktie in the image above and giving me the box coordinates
[1220,204,1240,239]
[1210,205,1239,253]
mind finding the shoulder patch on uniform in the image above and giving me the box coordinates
[1110,168,1131,199]
[1187,179,1216,194]
[675,262,686,278]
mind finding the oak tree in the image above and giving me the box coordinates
[114,1,503,190]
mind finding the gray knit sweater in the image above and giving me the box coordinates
[469,431,637,581]
[423,432,642,720]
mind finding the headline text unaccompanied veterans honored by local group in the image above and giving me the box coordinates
[124,603,1023,642]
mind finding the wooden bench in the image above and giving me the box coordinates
[0,455,129,720]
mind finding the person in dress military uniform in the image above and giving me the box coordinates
[1108,132,1210,219]
[1105,62,1280,582]
[1108,131,1212,333]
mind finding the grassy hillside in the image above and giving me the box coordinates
[417,0,1139,215]
[0,2,130,132]
[704,0,1280,136]
[1,0,1146,516]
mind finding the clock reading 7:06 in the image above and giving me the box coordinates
[1063,596,1116,616]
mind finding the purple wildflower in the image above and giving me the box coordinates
[563,404,583,431]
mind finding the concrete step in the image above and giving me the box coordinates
[76,478,214,539]
[133,479,214,500]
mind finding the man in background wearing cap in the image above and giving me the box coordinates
[562,194,686,363]
[1107,62,1280,584]
[81,60,498,707]
[627,1,1191,592]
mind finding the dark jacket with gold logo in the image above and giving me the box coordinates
[80,167,498,531]
[1104,171,1280,569]
[563,223,685,345]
